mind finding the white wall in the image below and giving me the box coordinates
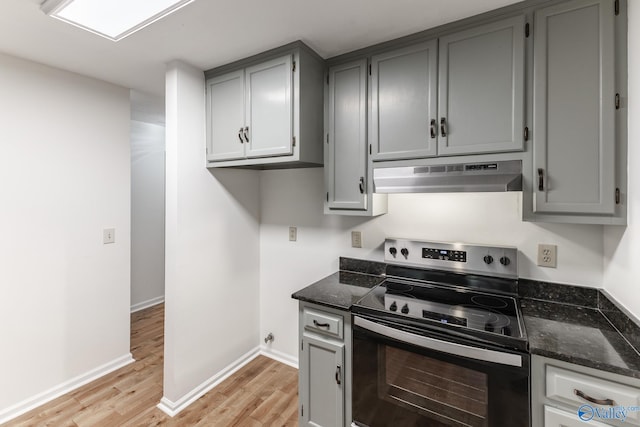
[131,118,166,311]
[162,61,261,409]
[0,53,131,419]
[603,1,640,318]
[260,168,604,362]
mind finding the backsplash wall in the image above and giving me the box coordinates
[259,167,604,363]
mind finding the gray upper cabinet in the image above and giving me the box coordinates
[244,55,293,159]
[326,60,368,211]
[206,70,245,162]
[438,15,525,156]
[532,0,615,215]
[370,41,438,161]
[205,41,324,169]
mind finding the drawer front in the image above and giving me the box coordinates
[303,308,343,339]
[546,365,640,425]
[544,405,612,427]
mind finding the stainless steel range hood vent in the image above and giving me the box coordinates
[373,160,522,194]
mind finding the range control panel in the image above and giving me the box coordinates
[422,248,467,263]
[385,238,518,278]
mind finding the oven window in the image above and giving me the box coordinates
[379,346,488,426]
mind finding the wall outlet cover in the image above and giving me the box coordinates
[103,228,115,244]
[537,244,557,268]
[351,231,362,248]
[289,226,297,242]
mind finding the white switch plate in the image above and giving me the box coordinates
[103,228,115,244]
[351,231,362,248]
[537,244,557,268]
[289,226,297,242]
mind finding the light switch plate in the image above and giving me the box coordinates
[537,244,557,268]
[351,231,362,248]
[103,228,115,244]
[289,226,297,242]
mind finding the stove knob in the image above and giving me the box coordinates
[400,248,409,258]
[389,301,398,312]
[401,304,409,314]
[500,256,511,266]
[483,255,494,265]
[389,247,397,257]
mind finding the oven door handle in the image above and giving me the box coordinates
[354,316,522,368]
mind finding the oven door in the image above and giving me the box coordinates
[352,315,530,427]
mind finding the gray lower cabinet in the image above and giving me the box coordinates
[205,41,324,168]
[325,59,387,216]
[532,0,616,216]
[299,303,351,427]
[531,356,640,427]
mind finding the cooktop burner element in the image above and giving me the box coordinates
[352,238,527,351]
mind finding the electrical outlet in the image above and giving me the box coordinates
[537,244,557,268]
[289,226,297,242]
[103,228,115,244]
[351,231,362,248]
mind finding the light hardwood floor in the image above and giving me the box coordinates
[7,304,299,426]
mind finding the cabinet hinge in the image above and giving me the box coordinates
[292,61,296,72]
[616,188,621,204]
[615,93,621,109]
[525,22,530,38]
[524,126,529,141]
[615,0,620,16]
[369,64,372,75]
[292,136,296,147]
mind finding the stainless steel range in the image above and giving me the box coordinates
[351,238,530,427]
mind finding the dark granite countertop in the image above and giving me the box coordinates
[521,298,640,379]
[291,270,385,311]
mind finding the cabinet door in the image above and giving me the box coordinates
[438,15,525,156]
[244,54,293,158]
[206,70,246,161]
[533,0,615,214]
[327,60,367,210]
[370,41,438,161]
[544,405,612,427]
[301,334,345,427]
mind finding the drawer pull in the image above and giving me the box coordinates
[313,320,330,328]
[574,389,616,406]
[335,365,342,385]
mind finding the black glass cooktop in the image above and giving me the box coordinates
[353,276,528,351]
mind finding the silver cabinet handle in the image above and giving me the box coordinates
[430,119,437,139]
[574,389,616,406]
[335,365,341,385]
[538,168,544,191]
[440,117,447,137]
[354,316,522,367]
[359,177,365,194]
[238,128,244,144]
[243,126,249,143]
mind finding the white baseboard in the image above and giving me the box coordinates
[157,346,261,417]
[259,345,299,369]
[131,296,164,313]
[0,353,135,425]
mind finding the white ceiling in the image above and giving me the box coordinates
[1,0,522,98]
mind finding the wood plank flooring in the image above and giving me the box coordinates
[6,304,299,426]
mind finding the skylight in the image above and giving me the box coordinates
[41,0,194,41]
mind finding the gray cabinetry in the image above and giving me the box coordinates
[325,60,387,216]
[438,15,525,156]
[205,41,324,169]
[370,41,438,161]
[532,0,616,215]
[299,303,351,427]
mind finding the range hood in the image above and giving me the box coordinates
[373,160,522,194]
